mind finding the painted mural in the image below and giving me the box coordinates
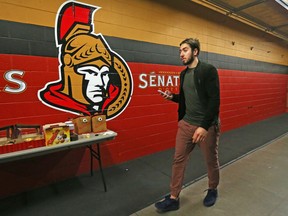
[38,1,133,120]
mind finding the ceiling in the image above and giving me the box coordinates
[191,0,288,44]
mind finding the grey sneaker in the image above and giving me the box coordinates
[203,189,218,207]
[155,195,180,212]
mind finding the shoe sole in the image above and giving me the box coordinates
[203,201,216,207]
[155,206,179,213]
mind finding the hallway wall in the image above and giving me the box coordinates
[0,0,287,198]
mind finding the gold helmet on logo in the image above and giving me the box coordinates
[60,28,112,105]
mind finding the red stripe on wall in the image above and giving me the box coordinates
[219,69,287,131]
[0,54,287,198]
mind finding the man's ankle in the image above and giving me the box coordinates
[170,195,178,200]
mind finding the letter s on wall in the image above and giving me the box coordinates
[3,70,27,93]
[138,73,148,89]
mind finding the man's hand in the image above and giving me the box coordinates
[192,127,208,143]
[158,90,173,100]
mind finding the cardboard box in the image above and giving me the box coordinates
[92,115,107,133]
[0,139,45,154]
[72,116,91,134]
[43,123,70,146]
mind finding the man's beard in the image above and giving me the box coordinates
[183,55,194,66]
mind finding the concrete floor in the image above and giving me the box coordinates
[1,114,287,216]
[131,133,288,216]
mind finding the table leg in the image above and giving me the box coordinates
[87,144,107,192]
[90,146,93,176]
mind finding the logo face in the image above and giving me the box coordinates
[38,1,133,120]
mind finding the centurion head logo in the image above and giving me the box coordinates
[38,1,133,120]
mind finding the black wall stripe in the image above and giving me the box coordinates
[0,20,287,74]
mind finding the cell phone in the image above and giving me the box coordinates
[157,90,169,97]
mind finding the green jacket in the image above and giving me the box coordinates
[171,61,220,130]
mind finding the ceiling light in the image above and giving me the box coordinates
[275,0,288,10]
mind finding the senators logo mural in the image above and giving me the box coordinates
[38,1,133,120]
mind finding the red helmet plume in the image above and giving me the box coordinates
[56,1,99,45]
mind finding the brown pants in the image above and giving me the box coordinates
[170,119,220,197]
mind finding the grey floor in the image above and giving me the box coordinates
[133,132,288,216]
[0,113,288,216]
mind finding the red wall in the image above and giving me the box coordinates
[219,69,287,131]
[0,54,287,198]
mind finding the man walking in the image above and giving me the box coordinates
[155,38,221,212]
